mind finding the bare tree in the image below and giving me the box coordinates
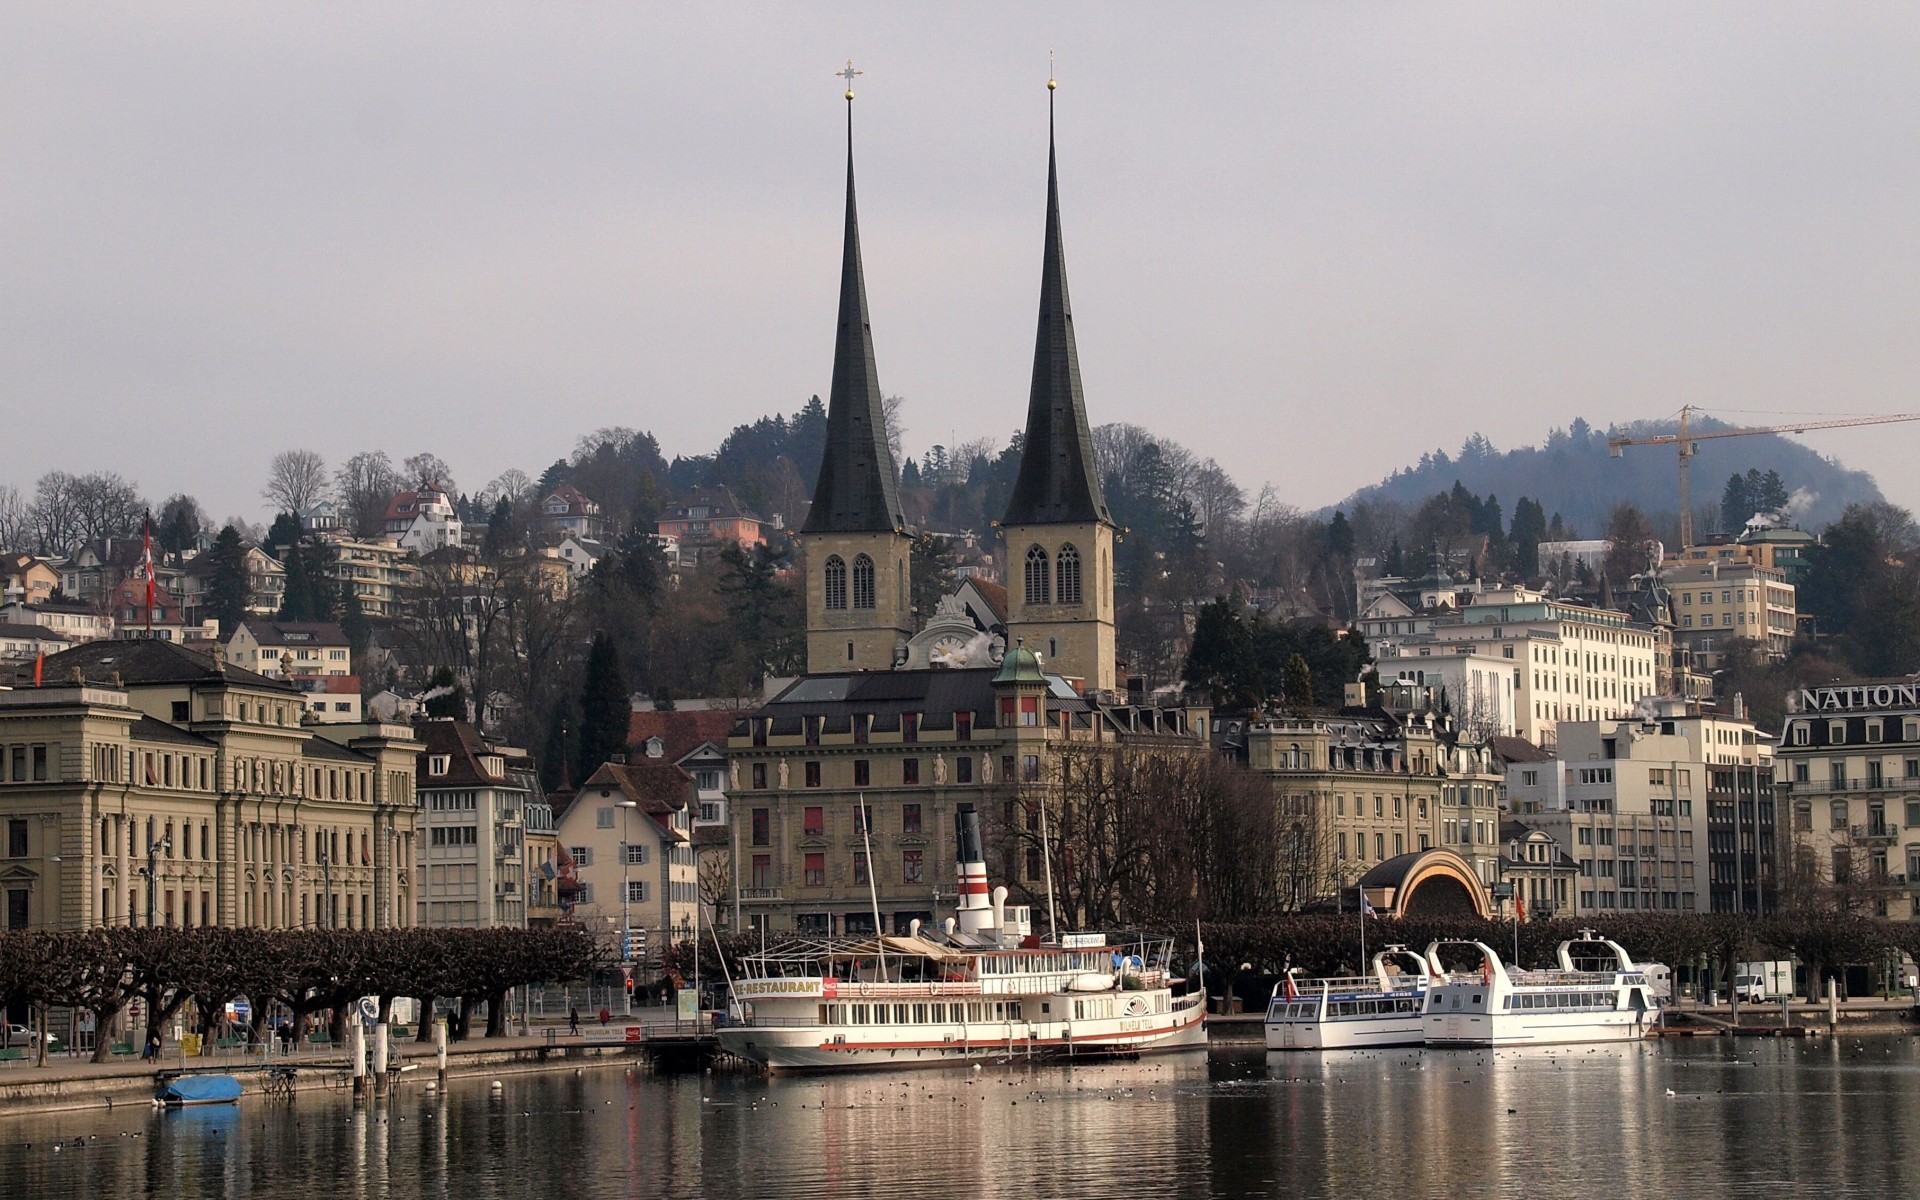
[403,453,455,493]
[263,450,328,516]
[0,485,30,551]
[335,451,401,538]
[484,469,535,508]
[66,473,146,547]
[881,394,906,466]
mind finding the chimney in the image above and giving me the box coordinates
[953,806,994,937]
[1731,692,1745,722]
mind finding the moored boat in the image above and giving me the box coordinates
[717,807,1206,1073]
[1423,930,1662,1048]
[1264,945,1439,1050]
[160,1074,243,1106]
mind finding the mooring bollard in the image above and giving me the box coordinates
[435,1019,448,1085]
[1827,978,1839,1032]
[350,1022,367,1096]
[372,1022,390,1093]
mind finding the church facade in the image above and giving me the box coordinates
[724,92,1208,937]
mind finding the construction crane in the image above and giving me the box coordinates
[1607,405,1920,548]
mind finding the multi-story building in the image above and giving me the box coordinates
[1367,586,1665,748]
[0,598,113,644]
[538,485,604,542]
[326,539,419,619]
[1,555,61,606]
[1497,820,1580,921]
[1504,700,1774,915]
[1671,525,1818,586]
[1777,682,1920,920]
[726,112,1213,936]
[412,719,529,927]
[0,639,419,931]
[1660,560,1795,666]
[0,623,74,663]
[384,486,463,554]
[178,542,287,623]
[554,761,699,953]
[224,620,353,679]
[1221,708,1505,901]
[524,786,561,928]
[1376,644,1522,738]
[659,486,770,566]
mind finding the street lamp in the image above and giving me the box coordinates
[318,847,332,929]
[618,800,638,1015]
[140,836,172,927]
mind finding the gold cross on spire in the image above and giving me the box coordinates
[838,59,862,100]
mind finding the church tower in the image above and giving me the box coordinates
[1000,80,1116,694]
[802,78,913,674]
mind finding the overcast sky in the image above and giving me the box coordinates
[7,4,1920,526]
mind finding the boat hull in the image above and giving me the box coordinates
[1424,1008,1651,1048]
[160,1075,243,1106]
[1265,1015,1425,1051]
[720,1007,1207,1074]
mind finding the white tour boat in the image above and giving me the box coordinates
[717,807,1207,1073]
[1423,931,1663,1048]
[1263,945,1440,1051]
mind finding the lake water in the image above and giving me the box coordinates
[5,1039,1920,1198]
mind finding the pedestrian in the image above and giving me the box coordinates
[568,1005,580,1036]
[598,1006,610,1027]
[143,1029,161,1062]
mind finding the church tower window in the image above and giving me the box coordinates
[824,556,847,610]
[1025,546,1051,606]
[1056,544,1082,605]
[852,554,876,609]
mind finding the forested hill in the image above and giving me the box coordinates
[1333,417,1883,539]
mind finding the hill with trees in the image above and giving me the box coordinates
[1334,416,1883,546]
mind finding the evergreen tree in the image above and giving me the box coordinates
[1182,597,1257,710]
[1383,538,1405,577]
[264,512,302,560]
[339,586,370,663]
[423,666,469,720]
[1283,654,1313,708]
[1326,511,1356,559]
[156,494,205,556]
[1509,497,1548,577]
[909,533,958,618]
[652,685,676,712]
[205,525,252,633]
[278,539,338,622]
[576,633,629,783]
[718,542,804,682]
[481,495,520,558]
[1721,472,1753,531]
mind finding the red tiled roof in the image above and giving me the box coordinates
[580,761,692,842]
[626,709,737,764]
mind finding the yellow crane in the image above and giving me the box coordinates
[1607,405,1920,548]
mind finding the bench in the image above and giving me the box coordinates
[305,1034,333,1049]
[110,1043,137,1057]
[0,1048,26,1065]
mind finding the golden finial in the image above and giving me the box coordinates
[838,59,862,101]
[1048,48,1057,90]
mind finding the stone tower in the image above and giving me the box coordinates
[801,94,913,674]
[1000,85,1116,694]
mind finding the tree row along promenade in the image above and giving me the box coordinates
[0,926,603,1066]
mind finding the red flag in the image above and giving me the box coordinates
[1515,895,1527,923]
[1283,973,1299,1002]
[142,516,156,618]
[33,654,43,687]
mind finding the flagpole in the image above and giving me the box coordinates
[142,511,154,638]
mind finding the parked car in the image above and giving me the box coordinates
[1732,974,1767,1003]
[2,1024,41,1045]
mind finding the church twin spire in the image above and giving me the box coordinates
[801,75,908,537]
[805,68,1106,538]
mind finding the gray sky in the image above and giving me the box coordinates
[7,3,1920,526]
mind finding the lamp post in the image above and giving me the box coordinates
[142,836,172,927]
[618,800,638,1015]
[318,848,333,929]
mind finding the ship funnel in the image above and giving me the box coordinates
[954,805,994,937]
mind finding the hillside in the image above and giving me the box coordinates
[1332,417,1884,538]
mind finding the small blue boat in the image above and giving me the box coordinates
[161,1075,243,1106]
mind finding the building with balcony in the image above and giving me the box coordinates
[1661,560,1796,666]
[553,760,698,956]
[412,719,532,927]
[1778,682,1920,920]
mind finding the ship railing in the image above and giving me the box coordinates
[1504,969,1628,987]
[828,981,985,998]
[1301,974,1425,993]
[732,1016,833,1029]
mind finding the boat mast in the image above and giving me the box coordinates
[858,790,888,981]
[1037,786,1059,940]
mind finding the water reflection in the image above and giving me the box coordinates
[3,1041,1919,1198]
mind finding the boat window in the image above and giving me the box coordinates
[895,1004,909,1023]
[913,1004,928,1024]
[1008,1002,1023,1020]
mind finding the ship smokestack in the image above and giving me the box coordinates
[954,805,994,937]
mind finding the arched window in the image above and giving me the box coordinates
[1055,544,1082,605]
[1024,546,1051,606]
[823,555,847,610]
[852,554,876,609]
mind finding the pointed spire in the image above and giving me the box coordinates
[1003,77,1110,528]
[803,78,906,536]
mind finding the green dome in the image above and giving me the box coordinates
[993,644,1047,685]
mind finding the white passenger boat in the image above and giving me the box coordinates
[717,808,1207,1073]
[1423,931,1662,1048]
[1263,945,1440,1050]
